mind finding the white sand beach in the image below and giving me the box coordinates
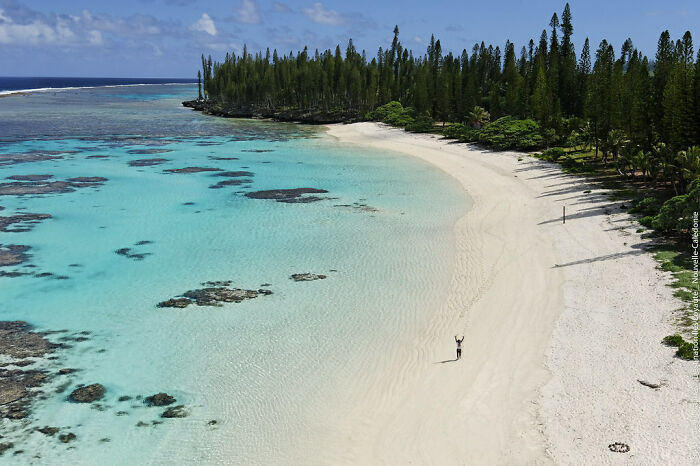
[322,122,699,465]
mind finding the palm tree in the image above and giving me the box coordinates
[604,129,629,164]
[675,147,700,193]
[467,106,490,129]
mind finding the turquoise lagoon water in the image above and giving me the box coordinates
[0,85,469,464]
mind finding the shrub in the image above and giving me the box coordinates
[384,112,414,127]
[663,334,685,347]
[650,180,700,235]
[541,147,566,161]
[639,216,654,228]
[478,116,543,150]
[368,101,403,121]
[443,123,467,139]
[629,197,662,217]
[367,101,416,127]
[676,342,696,360]
[405,115,434,133]
[442,123,480,142]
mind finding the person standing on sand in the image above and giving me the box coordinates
[455,335,464,360]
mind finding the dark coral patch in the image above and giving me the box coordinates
[0,213,51,232]
[245,188,328,203]
[66,177,108,183]
[128,158,169,167]
[68,383,105,403]
[6,175,52,181]
[158,284,270,308]
[211,171,254,178]
[0,245,31,267]
[209,179,247,189]
[0,321,66,426]
[164,167,222,174]
[115,248,151,261]
[144,393,176,407]
[126,149,172,155]
[0,177,107,196]
[0,151,68,167]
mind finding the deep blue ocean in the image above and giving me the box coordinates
[0,83,468,464]
[0,77,195,94]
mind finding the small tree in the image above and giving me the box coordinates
[467,106,490,128]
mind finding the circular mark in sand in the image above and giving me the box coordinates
[608,442,630,453]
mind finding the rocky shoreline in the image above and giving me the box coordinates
[182,99,361,124]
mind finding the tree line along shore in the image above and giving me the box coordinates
[184,4,699,357]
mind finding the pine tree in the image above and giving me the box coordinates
[531,56,551,125]
[559,3,577,115]
[663,32,695,150]
[654,30,675,139]
[502,41,523,115]
[577,38,591,116]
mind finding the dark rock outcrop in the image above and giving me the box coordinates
[164,167,221,174]
[66,177,108,183]
[290,273,327,282]
[0,151,67,167]
[144,393,176,407]
[37,426,59,436]
[158,283,270,308]
[0,383,27,406]
[128,158,169,167]
[245,188,329,203]
[0,322,62,425]
[212,171,254,178]
[59,433,76,443]
[209,179,248,189]
[127,148,172,155]
[208,156,239,161]
[115,248,151,261]
[0,245,31,267]
[6,175,52,181]
[156,298,192,308]
[0,213,51,233]
[161,405,188,418]
[0,321,56,358]
[0,177,107,196]
[68,383,105,403]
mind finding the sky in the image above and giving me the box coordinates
[0,0,697,78]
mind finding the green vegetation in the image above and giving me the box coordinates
[663,334,686,347]
[653,247,697,304]
[477,117,543,150]
[663,334,697,361]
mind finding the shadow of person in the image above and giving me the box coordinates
[436,358,458,364]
